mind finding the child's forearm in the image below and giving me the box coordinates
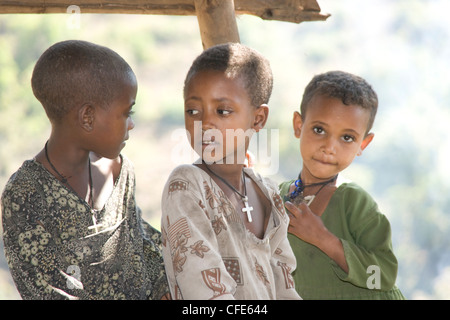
[316,230,349,274]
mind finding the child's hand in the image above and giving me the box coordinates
[285,201,327,247]
[284,201,349,273]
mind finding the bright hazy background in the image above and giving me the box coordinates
[1,0,449,299]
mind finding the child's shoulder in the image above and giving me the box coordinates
[335,178,374,202]
[244,167,281,197]
[168,163,203,179]
[4,160,43,187]
[164,164,206,190]
[334,178,382,218]
[162,164,210,202]
[1,159,46,203]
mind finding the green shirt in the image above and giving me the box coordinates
[279,180,405,300]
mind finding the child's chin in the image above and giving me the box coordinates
[200,148,224,164]
[201,155,222,165]
[98,149,122,160]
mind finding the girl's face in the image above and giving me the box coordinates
[91,76,137,159]
[184,70,267,164]
[294,95,374,183]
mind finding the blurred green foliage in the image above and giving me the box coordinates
[1,0,449,299]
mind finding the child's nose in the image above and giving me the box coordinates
[321,137,337,154]
[201,110,215,130]
[128,117,135,131]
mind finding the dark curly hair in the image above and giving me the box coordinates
[183,42,273,107]
[300,70,378,134]
[31,40,135,122]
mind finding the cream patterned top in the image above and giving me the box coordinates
[161,164,301,300]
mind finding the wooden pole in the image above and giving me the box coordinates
[0,1,330,24]
[194,0,240,49]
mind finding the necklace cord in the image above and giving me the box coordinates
[289,173,338,202]
[44,141,95,209]
[201,161,247,199]
[45,141,70,184]
[201,161,254,223]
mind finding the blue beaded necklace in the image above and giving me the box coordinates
[286,172,338,206]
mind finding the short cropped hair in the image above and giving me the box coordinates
[300,70,378,134]
[31,40,135,122]
[184,43,273,107]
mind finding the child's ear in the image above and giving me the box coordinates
[358,133,374,155]
[293,111,303,138]
[79,103,95,132]
[253,104,269,132]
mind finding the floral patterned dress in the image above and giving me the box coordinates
[1,155,168,300]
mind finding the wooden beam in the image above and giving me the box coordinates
[236,0,330,24]
[0,1,330,24]
[194,0,240,49]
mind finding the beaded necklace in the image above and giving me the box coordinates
[286,172,338,206]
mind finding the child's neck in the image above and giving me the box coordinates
[200,161,246,189]
[300,169,339,187]
[38,138,90,175]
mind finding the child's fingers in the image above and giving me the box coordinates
[297,202,310,212]
[285,201,303,218]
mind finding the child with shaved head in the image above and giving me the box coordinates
[2,40,169,300]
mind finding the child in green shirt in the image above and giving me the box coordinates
[280,70,405,299]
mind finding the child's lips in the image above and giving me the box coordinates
[197,136,218,150]
[314,157,336,166]
[202,133,216,145]
[202,141,220,151]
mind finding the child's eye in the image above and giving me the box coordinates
[342,135,355,142]
[313,126,324,134]
[186,109,199,116]
[125,108,135,118]
[217,107,232,115]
